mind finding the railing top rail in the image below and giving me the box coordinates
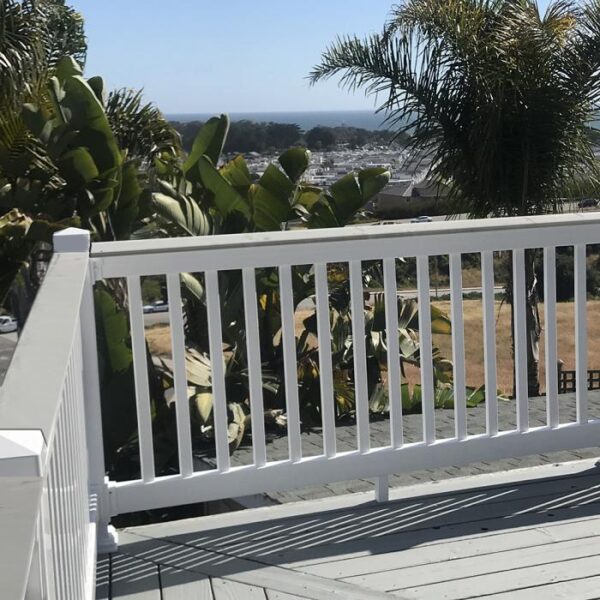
[90,213,600,259]
[0,237,90,450]
[91,213,600,280]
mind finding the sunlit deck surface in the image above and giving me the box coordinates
[97,459,600,599]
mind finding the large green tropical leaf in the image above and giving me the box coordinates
[197,155,250,218]
[152,192,211,236]
[247,164,297,230]
[53,56,83,83]
[183,114,229,174]
[94,287,133,373]
[61,75,122,175]
[279,147,310,183]
[57,147,99,185]
[220,155,253,189]
[248,184,290,231]
[112,160,143,240]
[329,173,364,223]
[358,167,391,200]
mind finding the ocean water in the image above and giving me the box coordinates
[165,110,386,131]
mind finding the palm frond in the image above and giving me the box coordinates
[105,88,181,165]
[310,0,600,217]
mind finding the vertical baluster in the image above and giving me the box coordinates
[544,247,559,428]
[37,487,56,599]
[449,254,467,440]
[349,261,370,453]
[56,397,71,598]
[383,258,403,448]
[56,409,75,599]
[58,378,73,598]
[38,475,56,598]
[127,276,156,481]
[167,273,194,476]
[315,264,337,458]
[279,266,302,462]
[64,380,80,599]
[48,457,65,600]
[575,244,588,424]
[65,365,83,596]
[417,256,435,444]
[72,328,91,586]
[482,252,498,436]
[242,268,267,467]
[513,249,529,432]
[205,271,231,473]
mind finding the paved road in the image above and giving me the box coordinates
[0,332,17,385]
[144,312,170,326]
[371,202,598,226]
[369,285,505,299]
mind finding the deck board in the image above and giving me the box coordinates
[160,567,213,599]
[96,554,160,599]
[211,578,266,600]
[100,459,600,600]
[397,554,600,599]
[303,515,600,577]
[265,591,309,600]
[343,536,600,590]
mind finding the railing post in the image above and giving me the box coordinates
[0,430,47,599]
[53,228,118,553]
[375,475,389,503]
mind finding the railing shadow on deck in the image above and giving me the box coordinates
[98,464,600,594]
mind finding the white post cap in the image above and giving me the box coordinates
[0,430,46,477]
[53,228,91,253]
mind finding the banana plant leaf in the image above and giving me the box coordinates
[183,114,229,174]
[197,155,250,219]
[152,191,212,237]
[279,147,310,183]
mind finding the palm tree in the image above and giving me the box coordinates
[105,88,181,166]
[310,0,600,396]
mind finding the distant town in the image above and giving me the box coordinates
[170,118,600,222]
[170,119,447,220]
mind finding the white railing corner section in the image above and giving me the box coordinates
[3,214,600,598]
[0,227,115,599]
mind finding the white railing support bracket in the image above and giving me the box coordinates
[90,477,118,554]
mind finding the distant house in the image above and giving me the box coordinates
[373,178,450,218]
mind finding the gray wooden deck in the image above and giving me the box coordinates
[97,459,600,599]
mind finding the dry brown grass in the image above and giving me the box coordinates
[431,299,600,395]
[145,299,600,397]
[145,324,172,358]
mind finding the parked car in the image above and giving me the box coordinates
[142,304,155,314]
[152,300,169,313]
[410,215,433,223]
[578,198,599,208]
[0,315,17,333]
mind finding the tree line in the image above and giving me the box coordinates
[170,120,410,154]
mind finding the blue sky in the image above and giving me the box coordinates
[70,0,552,115]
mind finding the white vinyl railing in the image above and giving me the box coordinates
[89,213,600,515]
[3,214,600,599]
[0,229,115,600]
